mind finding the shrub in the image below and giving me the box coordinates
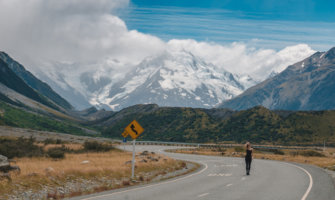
[0,137,44,158]
[83,141,114,152]
[234,146,244,152]
[47,147,66,159]
[43,138,64,145]
[299,150,325,157]
[258,148,285,155]
[272,149,285,155]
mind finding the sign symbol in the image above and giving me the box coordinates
[124,120,144,139]
[131,124,138,135]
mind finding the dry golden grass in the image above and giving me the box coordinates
[172,147,335,170]
[17,152,131,176]
[253,151,335,169]
[16,152,178,176]
[0,151,185,199]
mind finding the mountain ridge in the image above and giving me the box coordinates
[219,46,335,111]
[98,104,335,146]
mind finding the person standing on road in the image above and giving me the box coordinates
[245,142,253,175]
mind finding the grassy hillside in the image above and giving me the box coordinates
[0,101,94,135]
[1,100,334,146]
[101,105,335,146]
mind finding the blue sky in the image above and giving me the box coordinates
[119,0,335,51]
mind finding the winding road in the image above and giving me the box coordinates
[70,145,335,200]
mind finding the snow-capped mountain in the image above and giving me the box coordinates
[91,51,257,110]
[35,50,257,111]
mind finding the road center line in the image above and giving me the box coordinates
[285,163,313,200]
[197,193,209,198]
[226,183,233,187]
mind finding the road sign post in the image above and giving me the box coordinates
[132,139,136,178]
[122,120,144,179]
[123,137,127,150]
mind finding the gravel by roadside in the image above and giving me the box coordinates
[325,169,335,189]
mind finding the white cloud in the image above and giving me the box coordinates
[0,0,165,70]
[167,40,315,80]
[0,0,316,86]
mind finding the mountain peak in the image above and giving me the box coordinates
[325,46,335,59]
[91,50,257,110]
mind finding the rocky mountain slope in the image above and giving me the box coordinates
[0,52,73,110]
[219,47,335,110]
[0,58,59,110]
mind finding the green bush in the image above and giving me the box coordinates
[272,149,285,155]
[83,141,114,152]
[258,148,285,155]
[234,146,244,152]
[299,150,325,157]
[0,137,44,158]
[47,147,65,159]
[43,138,64,145]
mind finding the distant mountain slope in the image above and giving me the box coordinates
[0,58,59,110]
[219,47,335,110]
[0,52,73,110]
[99,104,335,146]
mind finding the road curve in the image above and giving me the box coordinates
[69,145,335,200]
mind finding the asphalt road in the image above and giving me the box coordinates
[70,145,335,200]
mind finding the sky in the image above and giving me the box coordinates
[122,0,335,50]
[0,0,334,83]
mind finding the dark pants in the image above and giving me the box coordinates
[245,157,252,173]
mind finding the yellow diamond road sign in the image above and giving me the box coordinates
[121,130,129,138]
[125,120,144,139]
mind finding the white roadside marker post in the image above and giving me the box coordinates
[132,139,136,179]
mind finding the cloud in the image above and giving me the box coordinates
[167,40,315,80]
[0,0,165,69]
[0,0,315,85]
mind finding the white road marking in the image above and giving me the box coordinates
[208,173,232,177]
[285,163,313,200]
[214,164,238,168]
[241,177,246,181]
[197,193,209,198]
[226,183,233,187]
[221,164,238,167]
[81,161,209,200]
